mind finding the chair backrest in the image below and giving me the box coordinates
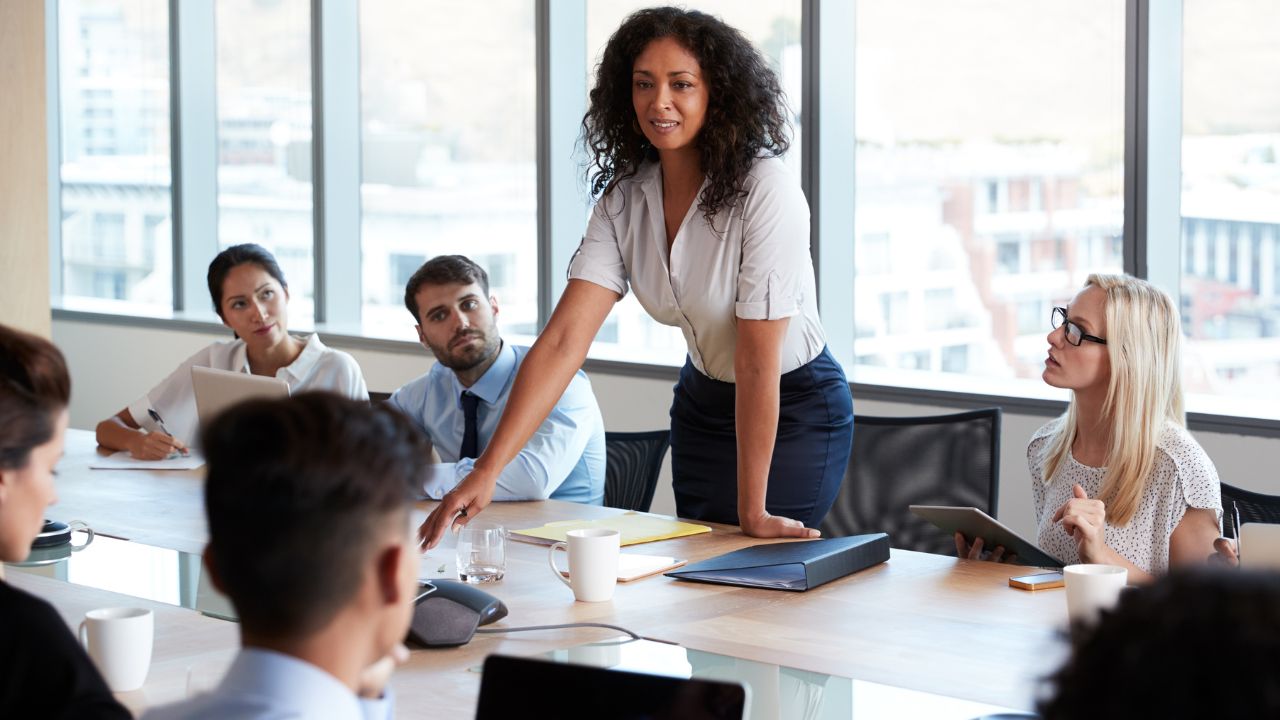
[368,391,392,404]
[820,408,1002,555]
[604,430,670,513]
[1221,482,1280,538]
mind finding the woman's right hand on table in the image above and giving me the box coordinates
[954,531,1016,563]
[418,467,497,550]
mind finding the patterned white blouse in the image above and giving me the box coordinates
[1029,417,1222,575]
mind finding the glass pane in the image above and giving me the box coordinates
[360,1,537,339]
[852,1,1125,387]
[1181,0,1280,412]
[215,0,314,324]
[58,0,172,310]
[586,1,803,363]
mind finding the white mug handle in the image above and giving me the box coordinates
[67,520,95,551]
[548,541,572,587]
[79,620,89,648]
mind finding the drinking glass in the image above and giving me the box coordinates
[457,523,506,583]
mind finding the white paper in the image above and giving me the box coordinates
[89,450,205,470]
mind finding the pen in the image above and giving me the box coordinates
[1232,501,1242,564]
[146,408,189,456]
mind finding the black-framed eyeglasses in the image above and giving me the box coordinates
[1051,307,1107,346]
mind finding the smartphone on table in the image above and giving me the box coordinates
[1008,571,1065,591]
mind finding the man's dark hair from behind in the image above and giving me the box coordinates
[403,255,491,322]
[1041,568,1280,719]
[201,392,428,638]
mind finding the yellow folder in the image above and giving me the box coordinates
[511,512,712,547]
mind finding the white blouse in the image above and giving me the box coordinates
[127,333,368,446]
[1029,417,1222,575]
[568,156,826,382]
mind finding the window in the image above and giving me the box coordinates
[359,0,537,339]
[215,0,315,323]
[852,0,1125,389]
[1180,0,1280,406]
[585,0,803,363]
[58,0,172,310]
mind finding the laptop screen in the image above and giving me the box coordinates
[476,654,747,720]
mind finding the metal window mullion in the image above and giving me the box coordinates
[170,0,218,314]
[808,0,857,368]
[47,0,63,299]
[536,0,587,331]
[310,0,361,326]
[1141,0,1183,296]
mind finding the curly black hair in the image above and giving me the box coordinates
[1040,569,1280,719]
[581,6,791,223]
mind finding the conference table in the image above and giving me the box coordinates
[8,430,1072,718]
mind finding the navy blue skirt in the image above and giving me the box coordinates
[668,346,854,527]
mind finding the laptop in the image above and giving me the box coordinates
[1239,523,1280,570]
[475,654,749,720]
[191,365,290,428]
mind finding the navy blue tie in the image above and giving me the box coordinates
[459,391,480,460]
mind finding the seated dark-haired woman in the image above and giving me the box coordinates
[95,244,368,459]
[0,323,130,718]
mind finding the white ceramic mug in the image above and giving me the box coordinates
[548,528,620,602]
[79,607,154,692]
[1063,564,1127,626]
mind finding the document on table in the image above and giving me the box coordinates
[89,450,205,470]
[512,512,712,547]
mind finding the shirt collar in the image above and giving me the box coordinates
[282,333,324,381]
[453,340,515,408]
[216,647,364,719]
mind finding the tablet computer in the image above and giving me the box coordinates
[191,365,290,428]
[908,505,1064,568]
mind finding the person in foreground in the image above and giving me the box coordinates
[420,7,853,547]
[95,243,368,459]
[957,274,1221,581]
[390,255,605,504]
[143,393,425,719]
[0,324,130,719]
[1040,569,1280,718]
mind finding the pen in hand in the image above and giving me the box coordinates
[146,408,189,457]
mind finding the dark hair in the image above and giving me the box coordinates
[206,243,288,320]
[0,324,71,470]
[582,6,791,223]
[1041,569,1280,719]
[403,254,491,322]
[201,392,428,638]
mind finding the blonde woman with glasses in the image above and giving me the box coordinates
[957,274,1223,582]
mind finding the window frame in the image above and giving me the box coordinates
[45,0,1280,437]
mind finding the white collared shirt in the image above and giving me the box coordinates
[141,647,392,720]
[568,156,826,382]
[128,333,368,445]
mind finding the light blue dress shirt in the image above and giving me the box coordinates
[390,342,606,504]
[141,647,392,720]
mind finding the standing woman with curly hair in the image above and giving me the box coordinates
[421,7,853,546]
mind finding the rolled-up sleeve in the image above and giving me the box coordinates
[567,196,630,298]
[734,167,810,321]
[451,375,599,501]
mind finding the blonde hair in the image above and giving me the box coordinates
[1040,274,1185,526]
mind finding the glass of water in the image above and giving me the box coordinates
[456,523,506,583]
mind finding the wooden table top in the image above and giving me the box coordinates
[26,429,1070,717]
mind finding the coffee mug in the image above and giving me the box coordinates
[80,607,154,692]
[1063,564,1127,626]
[548,528,620,602]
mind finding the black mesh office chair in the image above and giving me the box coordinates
[1220,482,1280,538]
[368,391,392,404]
[820,408,1002,555]
[604,430,670,513]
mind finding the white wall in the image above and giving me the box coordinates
[54,318,1280,538]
